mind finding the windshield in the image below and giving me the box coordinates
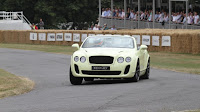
[82,36,134,48]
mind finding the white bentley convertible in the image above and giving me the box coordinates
[70,35,150,85]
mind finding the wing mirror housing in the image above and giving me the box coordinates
[140,45,148,50]
[72,44,80,50]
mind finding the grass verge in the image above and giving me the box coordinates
[186,110,200,112]
[0,43,200,75]
[187,110,200,112]
[174,110,200,112]
[0,43,76,55]
[150,52,200,74]
[0,68,34,99]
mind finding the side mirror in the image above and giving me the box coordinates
[140,45,148,50]
[72,44,80,50]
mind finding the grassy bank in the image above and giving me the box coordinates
[0,43,200,75]
[0,69,34,99]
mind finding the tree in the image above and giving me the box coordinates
[0,0,99,29]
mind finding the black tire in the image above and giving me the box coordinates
[142,59,150,79]
[132,62,140,82]
[84,78,94,81]
[126,61,140,82]
[70,67,83,85]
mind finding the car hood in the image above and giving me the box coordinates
[74,48,136,57]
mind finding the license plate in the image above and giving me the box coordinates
[92,66,110,70]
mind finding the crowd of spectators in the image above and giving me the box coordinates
[101,7,200,25]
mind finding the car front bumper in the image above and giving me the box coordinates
[71,61,136,78]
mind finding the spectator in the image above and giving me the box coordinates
[112,9,116,17]
[187,13,191,24]
[102,8,105,17]
[140,11,145,20]
[194,12,199,24]
[182,14,187,24]
[88,25,94,30]
[190,13,194,24]
[111,25,117,30]
[121,9,125,19]
[134,12,138,21]
[108,8,112,17]
[126,8,130,18]
[148,10,153,22]
[129,10,135,20]
[104,8,110,17]
[32,23,38,30]
[102,24,109,30]
[172,13,177,23]
[155,11,159,21]
[164,13,169,22]
[97,25,101,30]
[176,12,182,23]
[39,18,44,29]
[93,24,99,30]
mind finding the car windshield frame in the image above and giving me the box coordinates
[81,36,135,49]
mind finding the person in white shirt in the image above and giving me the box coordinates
[110,25,117,30]
[134,12,138,21]
[193,12,199,24]
[129,10,135,19]
[172,13,177,23]
[187,13,191,24]
[176,12,182,23]
[155,11,159,21]
[108,8,112,18]
[164,13,169,22]
[190,13,194,24]
[102,8,106,17]
[93,24,99,30]
[159,14,164,23]
[121,9,125,19]
[140,11,145,20]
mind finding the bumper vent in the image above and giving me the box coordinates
[124,65,130,74]
[82,71,121,75]
[89,56,114,64]
[74,64,79,74]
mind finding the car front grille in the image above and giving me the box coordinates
[82,71,121,75]
[89,56,114,64]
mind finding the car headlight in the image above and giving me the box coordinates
[117,57,124,63]
[80,56,86,63]
[74,56,79,62]
[125,57,131,62]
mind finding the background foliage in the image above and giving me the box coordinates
[0,0,104,29]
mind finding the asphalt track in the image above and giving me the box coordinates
[0,48,200,112]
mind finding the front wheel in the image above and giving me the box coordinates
[126,62,140,82]
[132,62,140,82]
[70,67,83,85]
[142,59,150,79]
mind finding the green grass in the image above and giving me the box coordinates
[187,110,200,112]
[150,52,200,74]
[0,43,76,55]
[0,43,200,75]
[0,68,34,99]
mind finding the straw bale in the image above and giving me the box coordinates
[18,31,26,44]
[192,32,200,54]
[3,31,12,43]
[0,31,3,43]
[0,29,200,54]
